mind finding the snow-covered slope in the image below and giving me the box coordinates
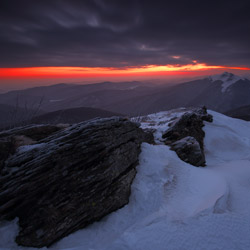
[209,72,246,93]
[1,109,250,250]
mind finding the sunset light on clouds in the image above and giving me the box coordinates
[1,64,249,79]
[0,0,249,90]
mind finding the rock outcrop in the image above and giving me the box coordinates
[0,124,65,172]
[170,136,205,166]
[0,117,153,248]
[162,107,213,166]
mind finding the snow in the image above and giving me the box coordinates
[16,143,46,154]
[139,108,187,143]
[208,72,245,93]
[1,109,250,250]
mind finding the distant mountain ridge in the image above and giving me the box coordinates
[105,72,250,115]
[0,73,249,118]
[31,107,124,124]
[0,81,161,114]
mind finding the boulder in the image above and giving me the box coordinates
[171,136,205,166]
[162,107,213,166]
[0,117,152,247]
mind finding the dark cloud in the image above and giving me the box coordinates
[0,0,249,67]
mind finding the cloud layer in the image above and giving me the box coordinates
[0,0,249,67]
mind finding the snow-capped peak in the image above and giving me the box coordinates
[208,72,244,93]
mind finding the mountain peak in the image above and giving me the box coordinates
[221,71,234,77]
[208,72,244,93]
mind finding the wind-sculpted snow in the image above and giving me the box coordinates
[1,109,250,250]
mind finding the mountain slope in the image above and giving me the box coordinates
[104,78,215,115]
[188,74,250,112]
[104,72,250,115]
[46,86,157,112]
[225,104,250,121]
[0,103,42,129]
[31,107,124,124]
[0,81,158,112]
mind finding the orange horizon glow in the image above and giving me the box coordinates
[0,64,249,79]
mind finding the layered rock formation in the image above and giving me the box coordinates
[0,124,64,172]
[162,107,213,166]
[0,117,153,247]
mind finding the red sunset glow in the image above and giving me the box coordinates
[0,64,249,79]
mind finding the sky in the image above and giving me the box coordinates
[0,0,250,90]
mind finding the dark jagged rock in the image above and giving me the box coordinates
[170,136,205,166]
[0,117,152,248]
[0,138,13,172]
[0,124,65,172]
[139,128,155,145]
[162,107,213,166]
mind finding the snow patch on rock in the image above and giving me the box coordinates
[17,143,46,154]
